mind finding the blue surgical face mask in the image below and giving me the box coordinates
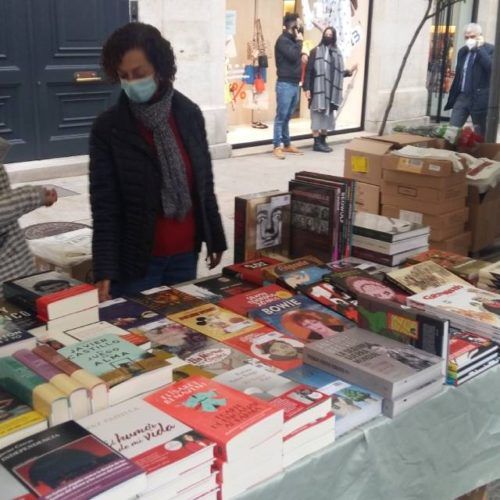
[120,75,158,103]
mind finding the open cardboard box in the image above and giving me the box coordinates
[34,256,93,283]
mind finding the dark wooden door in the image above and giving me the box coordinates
[0,0,130,162]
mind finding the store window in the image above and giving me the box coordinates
[225,0,371,147]
[426,0,479,122]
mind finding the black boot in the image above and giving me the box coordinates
[320,134,333,152]
[313,136,330,152]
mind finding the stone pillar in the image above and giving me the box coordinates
[139,0,231,158]
[364,1,432,133]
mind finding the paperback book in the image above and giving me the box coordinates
[223,257,282,285]
[128,286,205,315]
[353,212,429,242]
[352,245,429,267]
[249,295,355,343]
[326,257,392,276]
[276,265,331,291]
[0,320,36,356]
[0,300,46,335]
[352,233,429,256]
[447,330,498,371]
[262,256,323,283]
[303,327,444,399]
[98,297,160,329]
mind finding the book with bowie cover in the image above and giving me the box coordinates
[249,295,355,343]
[323,267,408,305]
[145,376,283,462]
[226,329,304,371]
[262,256,324,283]
[298,281,359,322]
[98,297,160,329]
[168,304,263,342]
[128,286,205,315]
[386,261,469,295]
[79,398,215,490]
[356,294,449,360]
[219,284,294,316]
[223,257,282,285]
[0,421,147,499]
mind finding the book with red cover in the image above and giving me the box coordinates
[223,257,282,285]
[145,376,283,462]
[219,284,294,316]
[226,328,304,371]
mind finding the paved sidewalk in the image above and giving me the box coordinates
[14,141,347,278]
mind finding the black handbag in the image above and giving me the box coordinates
[258,54,268,68]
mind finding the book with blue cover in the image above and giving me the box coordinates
[276,265,330,291]
[283,364,382,436]
[249,295,355,343]
[98,298,160,329]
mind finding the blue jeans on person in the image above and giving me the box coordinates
[449,92,487,138]
[273,81,300,148]
[110,251,198,298]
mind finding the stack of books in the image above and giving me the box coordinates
[352,212,430,267]
[477,261,500,292]
[447,329,499,386]
[144,376,284,499]
[303,327,445,417]
[3,271,99,334]
[79,397,217,499]
[214,363,334,467]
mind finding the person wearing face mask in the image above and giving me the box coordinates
[444,23,494,138]
[272,13,307,160]
[89,23,226,302]
[303,27,357,152]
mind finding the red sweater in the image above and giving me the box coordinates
[138,116,196,256]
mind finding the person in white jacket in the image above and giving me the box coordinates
[0,138,57,297]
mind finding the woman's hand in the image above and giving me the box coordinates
[206,251,224,270]
[95,279,111,302]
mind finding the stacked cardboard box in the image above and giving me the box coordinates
[380,150,470,255]
[344,133,435,215]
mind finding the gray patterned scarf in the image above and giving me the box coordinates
[312,44,345,112]
[130,88,191,219]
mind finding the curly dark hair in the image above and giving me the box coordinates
[101,22,176,86]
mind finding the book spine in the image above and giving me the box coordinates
[352,235,392,253]
[234,197,248,264]
[36,284,96,320]
[345,180,355,259]
[351,247,395,266]
[13,349,60,380]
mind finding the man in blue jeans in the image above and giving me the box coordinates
[273,13,305,160]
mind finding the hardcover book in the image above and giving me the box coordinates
[145,376,283,462]
[219,284,294,316]
[283,364,382,437]
[58,334,175,405]
[128,286,205,315]
[234,190,291,263]
[298,281,359,322]
[0,421,147,499]
[0,319,36,356]
[223,257,282,285]
[0,387,47,449]
[226,328,304,371]
[0,357,69,426]
[214,364,331,436]
[406,284,500,342]
[352,233,429,256]
[249,295,355,343]
[79,398,215,491]
[98,297,160,329]
[353,212,429,242]
[262,256,323,283]
[357,294,449,360]
[352,245,429,267]
[168,304,263,342]
[3,271,98,321]
[303,327,444,399]
[387,261,469,294]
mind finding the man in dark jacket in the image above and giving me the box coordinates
[272,13,306,160]
[444,23,494,138]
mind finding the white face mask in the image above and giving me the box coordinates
[465,38,477,50]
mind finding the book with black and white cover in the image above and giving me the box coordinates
[381,377,444,417]
[353,212,430,242]
[407,283,500,342]
[0,299,46,336]
[79,397,215,492]
[303,327,444,399]
[0,318,36,356]
[352,233,429,256]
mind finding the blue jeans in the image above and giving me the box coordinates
[449,92,487,137]
[110,251,198,298]
[273,81,300,148]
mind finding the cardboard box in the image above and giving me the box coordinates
[381,204,469,230]
[344,138,392,186]
[355,182,380,214]
[381,180,467,204]
[374,132,435,148]
[382,153,464,178]
[382,166,466,189]
[34,256,93,283]
[430,232,472,256]
[381,193,466,216]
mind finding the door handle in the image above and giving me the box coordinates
[74,71,102,83]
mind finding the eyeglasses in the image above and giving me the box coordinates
[465,35,477,39]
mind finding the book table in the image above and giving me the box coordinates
[238,365,500,500]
